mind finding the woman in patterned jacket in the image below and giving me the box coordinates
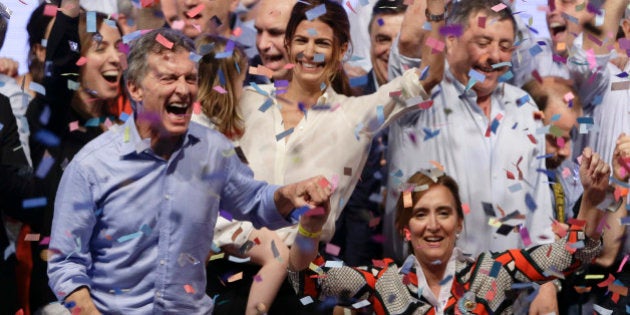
[289,147,616,314]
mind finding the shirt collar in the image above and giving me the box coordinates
[118,115,200,157]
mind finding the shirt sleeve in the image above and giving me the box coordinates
[47,161,97,301]
[492,227,601,283]
[388,34,422,81]
[339,67,429,136]
[219,151,290,230]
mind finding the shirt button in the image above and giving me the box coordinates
[160,259,166,265]
[156,292,162,298]
[164,194,171,200]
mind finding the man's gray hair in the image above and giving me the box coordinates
[447,0,517,37]
[125,28,195,86]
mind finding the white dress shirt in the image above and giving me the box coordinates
[386,64,555,259]
[213,68,429,245]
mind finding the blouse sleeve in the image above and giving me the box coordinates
[492,225,602,283]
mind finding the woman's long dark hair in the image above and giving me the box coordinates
[284,0,352,96]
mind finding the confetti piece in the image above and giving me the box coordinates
[519,226,532,247]
[498,70,513,82]
[117,231,143,243]
[422,128,440,141]
[462,203,470,215]
[349,75,368,87]
[403,191,412,208]
[213,85,227,94]
[352,300,371,309]
[325,243,341,256]
[23,197,47,208]
[86,11,97,33]
[508,183,522,193]
[529,45,543,57]
[313,53,325,62]
[324,260,344,268]
[611,81,630,91]
[271,240,280,259]
[300,296,314,305]
[209,253,225,261]
[491,3,507,11]
[305,4,326,21]
[186,4,205,18]
[228,255,251,263]
[478,16,486,28]
[171,20,185,30]
[425,36,445,52]
[439,274,453,285]
[439,24,463,37]
[155,33,174,49]
[29,82,46,96]
[489,261,502,277]
[39,236,51,245]
[219,210,233,221]
[35,153,55,178]
[24,234,40,241]
[227,272,243,282]
[275,128,294,141]
[184,284,195,294]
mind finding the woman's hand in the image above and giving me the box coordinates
[613,133,630,182]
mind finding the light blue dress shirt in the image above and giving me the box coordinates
[48,117,288,314]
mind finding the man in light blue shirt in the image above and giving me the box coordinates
[47,27,330,314]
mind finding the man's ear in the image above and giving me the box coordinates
[444,35,457,55]
[126,80,143,102]
[339,42,349,62]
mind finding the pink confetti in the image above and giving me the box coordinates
[39,236,51,245]
[491,3,507,12]
[232,27,242,37]
[305,207,325,216]
[43,4,58,17]
[519,226,532,247]
[325,243,341,256]
[193,102,201,114]
[186,4,205,18]
[283,63,295,70]
[76,57,87,66]
[69,121,80,131]
[171,20,185,31]
[561,167,571,178]
[155,33,174,49]
[213,85,227,94]
[462,203,470,215]
[617,255,629,273]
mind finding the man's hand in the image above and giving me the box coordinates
[613,133,630,182]
[579,147,611,207]
[528,282,558,315]
[65,287,101,315]
[274,176,332,219]
[0,58,19,78]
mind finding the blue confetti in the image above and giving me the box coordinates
[117,231,143,243]
[189,52,202,62]
[490,118,500,134]
[419,65,430,81]
[492,61,512,69]
[35,154,55,178]
[551,114,561,122]
[85,117,100,127]
[489,261,502,277]
[536,153,554,159]
[119,112,130,122]
[140,224,152,235]
[516,94,530,107]
[468,69,486,83]
[104,19,117,28]
[305,4,326,21]
[291,205,310,221]
[23,197,47,208]
[29,82,46,96]
[354,123,364,140]
[275,128,294,141]
[86,11,97,33]
[525,192,537,211]
[0,122,3,131]
[577,117,594,124]
[235,60,241,74]
[616,71,628,78]
[423,128,440,141]
[249,82,269,96]
[439,274,453,285]
[377,18,384,26]
[215,51,233,59]
[218,69,226,85]
[34,129,60,146]
[122,31,142,44]
[349,75,368,87]
[313,53,325,62]
[376,106,385,126]
[258,98,273,113]
[528,45,543,57]
[498,70,514,82]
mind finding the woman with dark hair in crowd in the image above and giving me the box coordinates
[23,0,129,312]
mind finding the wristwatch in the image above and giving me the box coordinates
[425,8,446,22]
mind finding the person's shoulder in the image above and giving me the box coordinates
[71,125,123,164]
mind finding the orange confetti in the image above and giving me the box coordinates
[155,33,173,49]
[184,284,195,294]
[403,191,412,209]
[429,160,444,171]
[228,272,243,282]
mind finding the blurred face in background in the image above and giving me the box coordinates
[255,0,295,80]
[175,0,239,38]
[369,12,404,86]
[546,0,594,56]
[80,22,124,101]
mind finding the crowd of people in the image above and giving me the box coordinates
[0,0,629,314]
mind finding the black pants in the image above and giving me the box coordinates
[0,254,20,315]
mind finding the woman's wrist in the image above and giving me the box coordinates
[297,222,322,239]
